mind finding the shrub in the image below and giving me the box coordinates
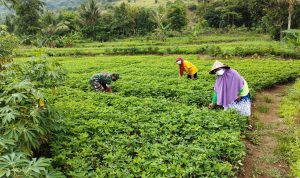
[0,26,19,67]
[0,57,67,177]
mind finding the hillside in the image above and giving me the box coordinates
[0,0,199,21]
[45,0,199,9]
[118,0,199,7]
[45,0,117,10]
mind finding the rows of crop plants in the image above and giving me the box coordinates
[279,80,300,177]
[47,88,247,177]
[16,54,298,177]
[14,40,299,59]
[48,55,300,106]
[73,33,270,48]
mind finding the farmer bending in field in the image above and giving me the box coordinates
[176,57,198,79]
[208,61,251,116]
[90,72,119,93]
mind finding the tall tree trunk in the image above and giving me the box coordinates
[288,0,294,30]
[288,12,291,29]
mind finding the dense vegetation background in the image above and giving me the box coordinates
[1,0,300,46]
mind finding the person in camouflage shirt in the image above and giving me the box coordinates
[90,73,120,93]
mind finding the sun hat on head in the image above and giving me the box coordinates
[111,73,120,80]
[209,60,230,74]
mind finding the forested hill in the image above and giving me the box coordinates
[41,0,180,10]
[45,0,117,10]
[0,0,184,21]
[0,0,117,20]
[0,0,177,18]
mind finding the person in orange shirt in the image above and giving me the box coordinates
[176,57,198,79]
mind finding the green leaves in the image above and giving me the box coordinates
[0,137,15,152]
[6,93,28,104]
[43,55,300,177]
[20,59,67,88]
[0,106,19,125]
[48,88,247,177]
[0,152,28,177]
[0,58,66,177]
[0,152,64,178]
[1,59,67,90]
[283,29,300,48]
[0,26,19,66]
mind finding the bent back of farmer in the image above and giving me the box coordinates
[208,60,251,116]
[176,57,198,79]
[90,72,119,93]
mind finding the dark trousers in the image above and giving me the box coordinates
[187,73,198,79]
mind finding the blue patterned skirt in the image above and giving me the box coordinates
[224,93,251,116]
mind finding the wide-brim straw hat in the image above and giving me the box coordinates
[209,60,230,74]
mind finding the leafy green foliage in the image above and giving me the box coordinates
[135,7,156,35]
[0,152,64,178]
[279,80,300,176]
[2,0,300,42]
[13,0,45,35]
[34,54,300,177]
[58,55,300,107]
[202,0,264,29]
[4,28,300,177]
[3,58,67,89]
[283,29,300,48]
[166,0,187,31]
[79,0,101,40]
[279,80,300,177]
[0,26,18,67]
[0,58,67,177]
[112,3,136,37]
[49,88,247,177]
[13,32,300,59]
[0,79,62,152]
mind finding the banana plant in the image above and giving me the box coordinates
[283,29,300,48]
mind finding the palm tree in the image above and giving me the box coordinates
[41,11,71,36]
[79,0,101,40]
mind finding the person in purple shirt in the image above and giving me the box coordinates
[208,61,251,116]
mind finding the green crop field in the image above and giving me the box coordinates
[57,58,299,177]
[14,33,299,59]
[2,0,300,176]
[43,56,299,177]
[12,32,300,177]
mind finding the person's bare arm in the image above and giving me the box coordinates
[106,86,112,93]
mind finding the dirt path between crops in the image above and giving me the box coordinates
[238,84,292,178]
